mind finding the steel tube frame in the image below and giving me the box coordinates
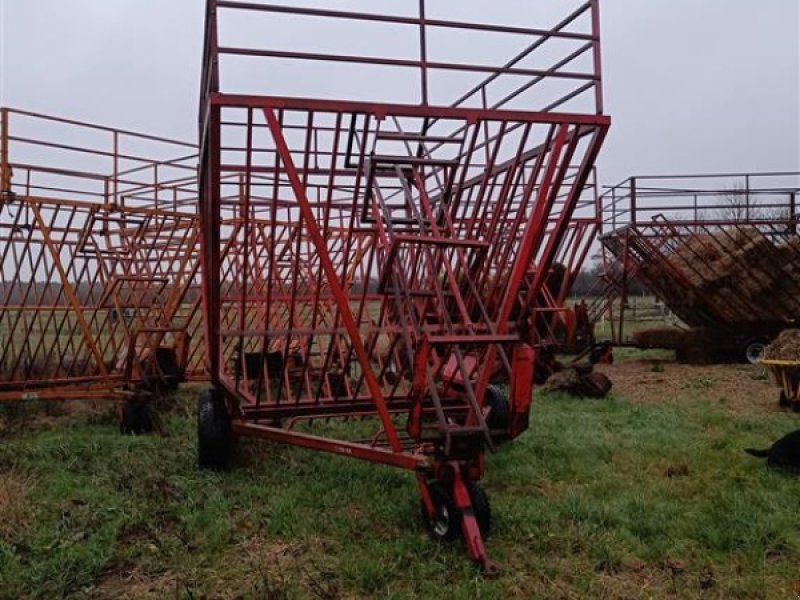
[593,171,800,346]
[0,109,208,402]
[199,0,608,572]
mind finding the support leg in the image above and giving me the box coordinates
[450,465,499,576]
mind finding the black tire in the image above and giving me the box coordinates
[120,398,154,435]
[588,346,603,365]
[421,481,460,541]
[485,385,510,430]
[197,389,232,470]
[744,341,766,364]
[533,367,550,386]
[466,480,491,536]
[589,343,613,365]
[779,390,791,408]
[421,479,492,541]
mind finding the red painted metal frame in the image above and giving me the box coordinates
[591,172,800,346]
[1,108,199,213]
[198,0,609,571]
[533,168,601,351]
[0,108,207,401]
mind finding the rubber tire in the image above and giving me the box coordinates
[421,481,460,542]
[485,385,510,430]
[588,345,604,365]
[466,480,492,536]
[578,372,613,398]
[744,341,766,364]
[421,480,492,541]
[197,389,232,470]
[120,398,154,435]
[533,367,551,386]
[779,390,791,408]
[589,344,613,365]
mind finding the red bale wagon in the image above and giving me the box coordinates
[590,172,800,363]
[197,0,609,572]
[0,108,206,428]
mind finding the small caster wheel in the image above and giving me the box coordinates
[485,385,510,430]
[465,480,492,536]
[198,388,232,470]
[421,481,460,541]
[577,371,613,398]
[120,398,154,435]
[421,479,492,541]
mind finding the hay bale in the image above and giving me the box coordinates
[543,367,581,393]
[632,327,686,348]
[543,367,611,398]
[655,228,800,325]
[668,233,721,286]
[764,329,800,361]
[675,345,717,365]
[682,326,729,346]
[577,372,612,398]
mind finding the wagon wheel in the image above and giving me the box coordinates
[421,480,492,541]
[197,388,233,470]
[465,480,492,536]
[120,396,154,435]
[421,481,460,541]
[485,385,510,431]
[744,341,766,364]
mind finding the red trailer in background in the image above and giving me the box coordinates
[533,169,603,365]
[0,108,205,428]
[590,172,800,363]
[197,0,608,571]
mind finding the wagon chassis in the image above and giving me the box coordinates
[198,0,608,572]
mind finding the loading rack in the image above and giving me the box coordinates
[590,172,800,362]
[0,108,204,423]
[197,0,609,572]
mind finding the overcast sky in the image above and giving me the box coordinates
[0,0,798,186]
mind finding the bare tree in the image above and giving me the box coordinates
[715,183,792,222]
[715,184,752,221]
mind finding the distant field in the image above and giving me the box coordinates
[571,294,686,343]
[1,353,799,599]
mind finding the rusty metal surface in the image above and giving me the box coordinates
[0,108,205,400]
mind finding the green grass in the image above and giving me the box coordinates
[1,383,800,599]
[613,347,676,362]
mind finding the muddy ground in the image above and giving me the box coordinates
[596,352,781,415]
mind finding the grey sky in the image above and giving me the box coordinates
[0,0,798,185]
[598,1,799,184]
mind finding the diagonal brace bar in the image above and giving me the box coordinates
[263,108,402,452]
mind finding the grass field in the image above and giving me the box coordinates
[1,356,800,599]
